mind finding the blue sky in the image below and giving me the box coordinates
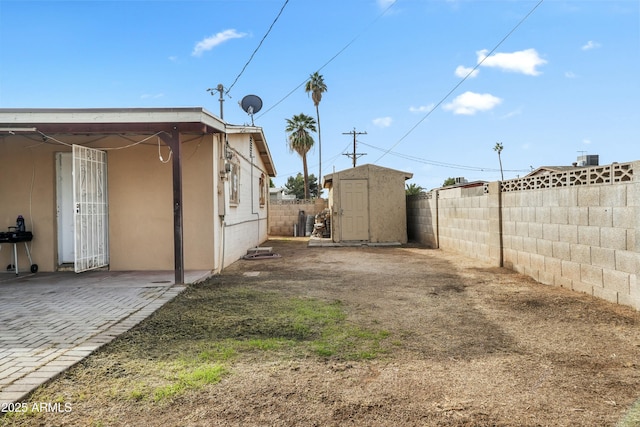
[1,0,638,190]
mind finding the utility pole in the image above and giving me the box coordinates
[207,84,225,120]
[342,128,367,167]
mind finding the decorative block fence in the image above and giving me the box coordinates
[407,161,639,310]
[268,199,327,236]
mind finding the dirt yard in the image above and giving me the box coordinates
[5,238,640,426]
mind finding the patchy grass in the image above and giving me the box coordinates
[618,398,640,427]
[150,361,227,402]
[117,284,390,363]
[2,282,389,425]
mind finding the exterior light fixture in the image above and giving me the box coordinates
[0,127,37,134]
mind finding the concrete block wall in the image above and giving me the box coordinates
[407,193,437,247]
[501,183,637,307]
[406,161,640,310]
[268,199,327,236]
[438,186,493,263]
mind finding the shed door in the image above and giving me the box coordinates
[73,144,109,272]
[340,179,369,241]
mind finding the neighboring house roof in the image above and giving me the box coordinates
[270,187,284,194]
[526,166,585,177]
[439,180,487,190]
[0,107,276,177]
[323,163,413,188]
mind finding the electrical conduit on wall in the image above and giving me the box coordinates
[219,134,268,270]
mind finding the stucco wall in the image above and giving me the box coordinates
[0,131,271,273]
[0,135,58,272]
[107,135,216,271]
[368,166,409,243]
[407,162,640,310]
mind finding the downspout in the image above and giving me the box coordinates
[220,220,226,272]
[250,135,260,248]
[435,189,440,249]
[217,133,227,272]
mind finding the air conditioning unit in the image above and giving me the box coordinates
[454,177,468,184]
[577,154,599,167]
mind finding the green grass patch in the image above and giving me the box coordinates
[126,286,389,363]
[3,284,391,418]
[139,360,228,403]
[618,398,640,427]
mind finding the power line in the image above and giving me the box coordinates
[256,0,398,120]
[277,142,352,179]
[359,141,529,173]
[373,0,546,164]
[225,0,290,95]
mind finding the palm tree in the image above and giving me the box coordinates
[405,183,424,196]
[285,113,317,200]
[494,142,504,181]
[305,72,327,193]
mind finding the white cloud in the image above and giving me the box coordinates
[192,29,247,57]
[377,0,395,9]
[409,104,434,113]
[140,93,165,100]
[581,40,601,51]
[443,91,502,115]
[168,56,178,63]
[582,138,592,145]
[455,65,479,78]
[500,107,522,119]
[476,48,547,76]
[565,71,577,78]
[372,116,393,128]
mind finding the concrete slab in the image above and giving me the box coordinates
[308,237,402,247]
[0,269,210,405]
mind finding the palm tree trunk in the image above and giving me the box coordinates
[302,153,310,200]
[498,153,504,181]
[316,104,322,196]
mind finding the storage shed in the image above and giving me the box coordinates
[323,164,413,244]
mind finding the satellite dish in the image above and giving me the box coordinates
[240,95,263,125]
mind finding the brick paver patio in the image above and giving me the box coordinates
[0,270,207,405]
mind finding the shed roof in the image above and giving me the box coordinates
[323,164,413,188]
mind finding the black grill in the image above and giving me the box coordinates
[0,231,33,243]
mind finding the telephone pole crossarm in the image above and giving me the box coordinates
[342,128,367,167]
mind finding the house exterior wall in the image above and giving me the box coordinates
[0,135,58,272]
[406,161,640,310]
[0,130,271,273]
[220,133,270,265]
[107,135,216,271]
[327,165,410,244]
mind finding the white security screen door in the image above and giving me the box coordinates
[73,144,109,272]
